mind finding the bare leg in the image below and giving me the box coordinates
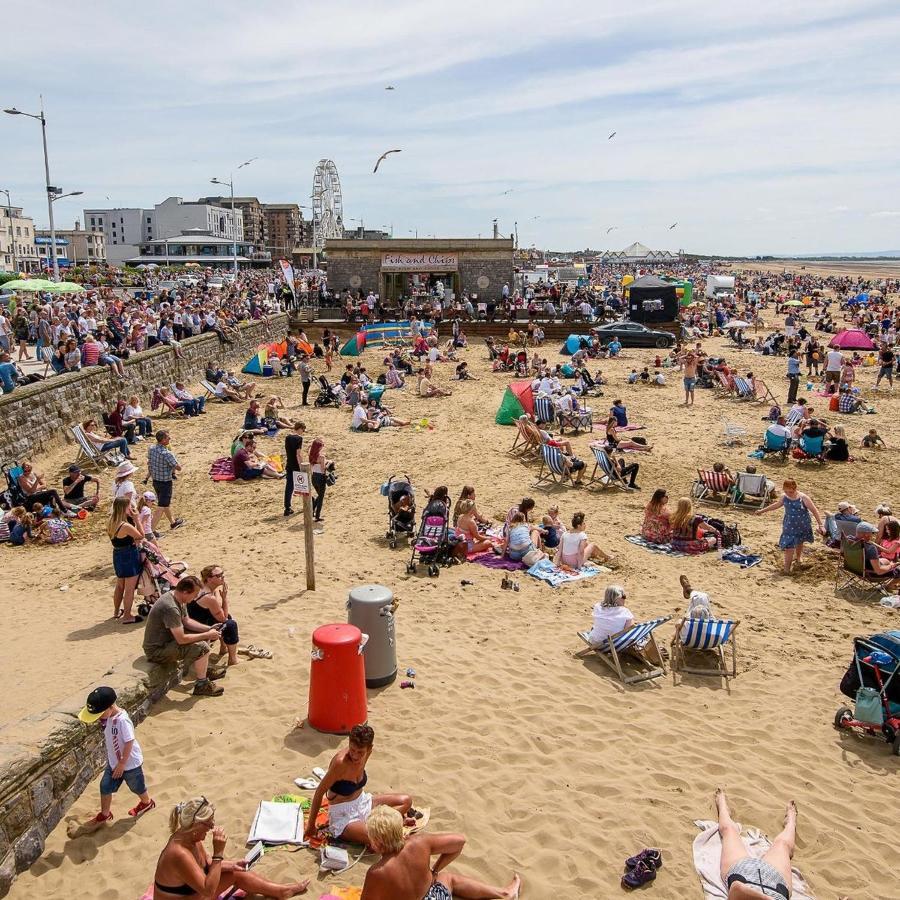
[793,542,807,566]
[340,793,413,845]
[761,801,797,890]
[113,580,124,617]
[782,547,795,574]
[680,574,692,598]
[225,868,310,898]
[120,575,140,622]
[438,870,521,899]
[716,789,747,882]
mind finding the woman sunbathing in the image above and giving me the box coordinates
[152,797,309,899]
[452,486,491,527]
[304,724,418,846]
[361,805,520,900]
[264,397,292,430]
[554,512,613,569]
[715,789,797,900]
[496,511,544,563]
[455,500,494,554]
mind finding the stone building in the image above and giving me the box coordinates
[0,205,39,273]
[199,196,266,251]
[262,203,303,259]
[36,222,106,265]
[324,238,515,301]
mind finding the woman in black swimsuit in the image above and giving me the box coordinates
[304,724,417,846]
[152,797,309,899]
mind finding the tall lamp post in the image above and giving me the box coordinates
[4,98,69,281]
[211,157,255,274]
[1,189,18,273]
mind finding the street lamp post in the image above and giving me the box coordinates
[211,157,255,275]
[1,189,18,273]
[4,98,66,280]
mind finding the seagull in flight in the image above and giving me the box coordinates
[668,222,678,230]
[385,85,395,90]
[500,188,514,196]
[373,149,402,173]
[608,131,617,140]
[606,226,616,234]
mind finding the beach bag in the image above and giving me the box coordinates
[854,687,883,725]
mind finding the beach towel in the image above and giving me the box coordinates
[322,890,363,900]
[526,558,606,587]
[209,457,236,481]
[692,820,815,900]
[626,534,687,557]
[469,551,525,571]
[721,550,762,569]
[141,889,244,900]
[247,800,305,845]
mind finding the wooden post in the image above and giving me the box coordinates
[298,462,316,590]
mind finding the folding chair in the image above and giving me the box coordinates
[671,617,740,680]
[40,345,57,377]
[201,380,224,401]
[753,379,778,405]
[533,395,556,425]
[2,464,27,508]
[714,372,735,398]
[729,472,773,510]
[509,416,537,456]
[835,538,892,597]
[557,404,593,434]
[691,469,734,506]
[796,434,825,464]
[69,424,123,470]
[783,408,804,430]
[585,445,631,491]
[732,377,754,400]
[534,443,575,489]
[761,430,790,460]
[575,616,672,685]
[721,418,747,446]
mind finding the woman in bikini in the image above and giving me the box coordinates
[304,724,418,846]
[716,789,797,900]
[152,797,309,899]
[455,500,494,554]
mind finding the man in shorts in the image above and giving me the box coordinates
[142,576,225,696]
[147,430,185,531]
[680,351,699,407]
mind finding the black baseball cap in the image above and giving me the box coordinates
[78,686,117,723]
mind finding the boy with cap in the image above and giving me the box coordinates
[79,686,154,824]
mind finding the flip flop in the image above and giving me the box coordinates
[312,766,327,782]
[240,645,273,659]
[294,778,320,790]
[404,806,430,835]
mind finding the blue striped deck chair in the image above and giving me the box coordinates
[783,408,805,430]
[534,395,555,425]
[587,445,632,491]
[534,443,574,488]
[797,433,825,463]
[732,377,753,400]
[576,616,672,684]
[671,617,739,680]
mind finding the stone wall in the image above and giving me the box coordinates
[0,659,178,897]
[326,254,381,295]
[0,314,288,464]
[458,256,515,299]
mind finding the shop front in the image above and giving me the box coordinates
[380,250,460,302]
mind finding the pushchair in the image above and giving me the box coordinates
[384,475,416,549]
[835,633,900,755]
[406,503,460,577]
[315,375,342,408]
[1,464,27,511]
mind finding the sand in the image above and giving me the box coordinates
[4,326,900,899]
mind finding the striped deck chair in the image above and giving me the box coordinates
[714,372,735,398]
[587,445,632,491]
[721,417,747,446]
[729,472,772,510]
[752,379,777,405]
[534,395,555,425]
[691,468,733,506]
[732,376,754,400]
[576,616,672,684]
[783,408,805,430]
[534,443,575,488]
[671,617,739,680]
[509,416,537,456]
[69,424,124,470]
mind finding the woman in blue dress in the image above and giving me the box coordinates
[757,478,825,574]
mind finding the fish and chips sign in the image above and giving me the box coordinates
[381,251,458,272]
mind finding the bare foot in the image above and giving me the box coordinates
[503,872,522,898]
[785,800,797,827]
[679,574,692,598]
[227,658,240,666]
[281,881,310,898]
[715,787,730,818]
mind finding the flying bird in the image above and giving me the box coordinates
[608,131,616,140]
[606,226,616,234]
[373,149,402,173]
[668,222,678,230]
[500,188,514,196]
[385,85,395,90]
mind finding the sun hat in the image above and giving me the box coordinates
[142,491,157,501]
[856,522,877,536]
[115,461,137,479]
[837,501,857,512]
[78,686,116,724]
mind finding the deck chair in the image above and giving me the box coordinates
[201,380,224,401]
[761,429,791,460]
[533,395,555,425]
[796,433,825,463]
[714,372,735,398]
[40,345,57,377]
[729,472,773,510]
[691,469,734,506]
[753,379,778,405]
[534,443,575,489]
[783,408,804,430]
[510,416,537,456]
[732,376,754,400]
[835,538,892,597]
[70,424,124,470]
[576,616,672,685]
[587,445,633,491]
[671,617,739,680]
[721,417,747,446]
[152,388,187,418]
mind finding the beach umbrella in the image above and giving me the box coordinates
[44,281,86,293]
[1,278,54,291]
[830,329,875,350]
[728,320,751,328]
[783,299,804,306]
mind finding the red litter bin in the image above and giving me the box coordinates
[308,624,368,734]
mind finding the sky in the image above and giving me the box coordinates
[1,0,899,256]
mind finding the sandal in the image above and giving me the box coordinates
[240,645,273,659]
[625,849,662,870]
[89,812,113,825]
[120,616,144,625]
[129,798,156,817]
[622,860,657,889]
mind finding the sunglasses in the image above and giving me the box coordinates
[190,796,213,827]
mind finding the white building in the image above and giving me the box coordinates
[84,197,244,266]
[0,205,40,273]
[125,230,255,267]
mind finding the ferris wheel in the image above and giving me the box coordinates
[311,159,344,248]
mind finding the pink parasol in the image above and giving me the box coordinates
[829,329,875,350]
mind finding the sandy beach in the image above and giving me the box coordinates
[4,330,899,900]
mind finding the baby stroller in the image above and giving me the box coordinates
[384,475,416,549]
[514,350,528,376]
[315,375,341,408]
[835,633,900,755]
[406,503,459,577]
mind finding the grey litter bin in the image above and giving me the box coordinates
[347,584,397,687]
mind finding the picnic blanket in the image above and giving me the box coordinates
[692,819,815,900]
[626,534,687,557]
[209,457,236,481]
[469,551,525,571]
[526,558,606,587]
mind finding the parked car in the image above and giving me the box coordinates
[594,321,676,348]
[207,276,225,290]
